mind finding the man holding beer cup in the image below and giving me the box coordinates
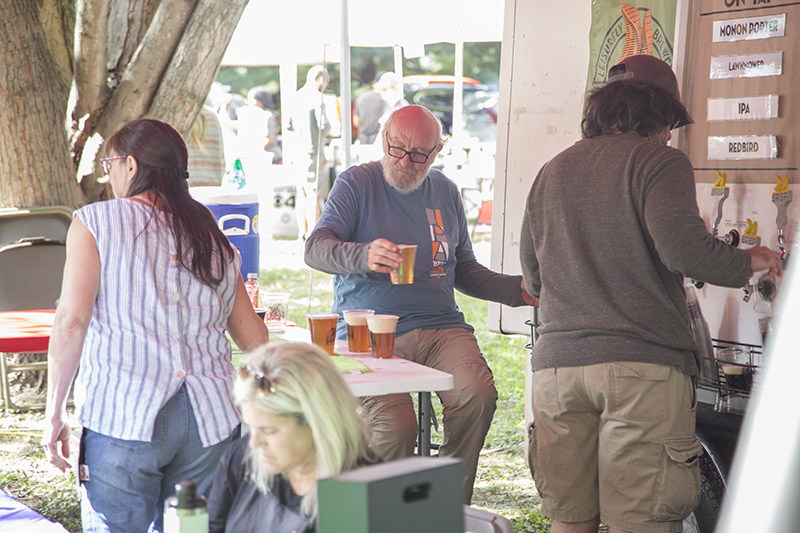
[305,105,536,503]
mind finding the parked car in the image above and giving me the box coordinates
[403,75,498,140]
[463,90,499,142]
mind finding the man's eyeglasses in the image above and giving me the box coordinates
[100,156,126,175]
[385,133,431,164]
[237,363,276,397]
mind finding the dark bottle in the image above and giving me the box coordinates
[164,479,208,533]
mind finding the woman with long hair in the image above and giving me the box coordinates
[208,342,377,532]
[42,118,270,532]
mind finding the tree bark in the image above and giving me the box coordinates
[0,0,246,209]
[150,0,248,137]
[0,1,84,209]
[71,0,111,125]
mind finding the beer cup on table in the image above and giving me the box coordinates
[261,292,290,334]
[366,314,399,359]
[390,245,417,285]
[342,309,375,353]
[307,312,339,355]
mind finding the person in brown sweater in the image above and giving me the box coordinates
[519,55,781,533]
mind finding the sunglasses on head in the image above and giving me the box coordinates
[237,363,276,397]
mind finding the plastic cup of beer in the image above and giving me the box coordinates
[366,314,399,359]
[307,312,339,355]
[390,245,417,285]
[342,309,375,353]
[261,292,290,334]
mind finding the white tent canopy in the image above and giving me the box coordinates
[222,0,504,67]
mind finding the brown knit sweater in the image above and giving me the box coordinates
[520,133,750,375]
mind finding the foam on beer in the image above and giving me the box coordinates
[367,314,398,333]
[343,313,371,326]
[308,312,338,320]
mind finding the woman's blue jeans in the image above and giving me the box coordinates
[79,385,238,533]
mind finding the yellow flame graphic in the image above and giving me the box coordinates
[744,218,759,238]
[774,175,789,193]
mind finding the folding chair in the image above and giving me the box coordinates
[471,199,493,238]
[0,206,73,245]
[0,239,67,410]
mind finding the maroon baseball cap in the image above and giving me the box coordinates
[607,54,693,128]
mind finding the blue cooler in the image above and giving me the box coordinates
[190,187,259,279]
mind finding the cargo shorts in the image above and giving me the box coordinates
[528,362,702,533]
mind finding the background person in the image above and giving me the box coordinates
[238,86,282,165]
[352,76,385,145]
[207,342,377,532]
[286,66,331,239]
[304,105,535,504]
[374,72,408,130]
[519,54,781,533]
[42,118,270,533]
[187,105,226,187]
[237,86,282,182]
[209,82,246,169]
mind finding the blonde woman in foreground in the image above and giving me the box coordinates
[208,342,378,532]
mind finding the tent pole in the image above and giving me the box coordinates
[453,39,465,141]
[280,60,298,169]
[394,45,403,79]
[340,0,352,168]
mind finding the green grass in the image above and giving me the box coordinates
[0,438,81,532]
[260,268,335,328]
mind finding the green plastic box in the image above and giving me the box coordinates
[318,456,464,533]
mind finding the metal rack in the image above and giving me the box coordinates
[698,340,762,414]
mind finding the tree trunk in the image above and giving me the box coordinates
[0,0,246,210]
[0,1,84,209]
[150,0,248,137]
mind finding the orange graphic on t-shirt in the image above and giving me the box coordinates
[427,207,448,276]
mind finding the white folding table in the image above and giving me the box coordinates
[276,325,454,456]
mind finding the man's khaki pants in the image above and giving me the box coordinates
[361,328,497,504]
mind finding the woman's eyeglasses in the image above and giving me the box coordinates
[237,363,276,397]
[99,156,126,175]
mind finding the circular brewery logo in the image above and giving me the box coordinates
[590,7,673,90]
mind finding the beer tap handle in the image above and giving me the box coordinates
[711,188,729,237]
[711,172,730,237]
[771,176,792,267]
[775,200,791,234]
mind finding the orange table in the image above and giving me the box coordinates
[0,309,55,411]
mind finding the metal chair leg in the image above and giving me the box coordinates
[417,392,441,456]
[0,352,48,411]
[417,392,431,456]
[1,352,12,412]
